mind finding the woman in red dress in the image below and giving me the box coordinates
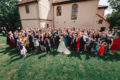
[111,35,120,55]
[76,34,80,53]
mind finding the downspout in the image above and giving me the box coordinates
[52,0,55,28]
[37,0,40,28]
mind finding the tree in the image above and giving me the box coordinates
[0,0,21,30]
[108,0,120,11]
[107,0,120,29]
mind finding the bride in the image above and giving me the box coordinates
[57,35,71,55]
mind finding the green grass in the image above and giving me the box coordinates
[0,33,120,80]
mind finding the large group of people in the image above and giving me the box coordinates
[2,27,120,57]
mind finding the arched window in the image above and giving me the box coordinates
[25,5,30,13]
[72,4,78,20]
[57,6,61,16]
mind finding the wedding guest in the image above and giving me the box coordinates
[20,41,27,57]
[39,39,46,52]
[13,32,18,47]
[54,33,60,49]
[34,37,40,53]
[17,36,22,50]
[80,33,85,52]
[98,42,106,56]
[28,31,34,50]
[45,38,51,53]
[76,34,81,53]
[67,33,73,49]
[111,34,120,55]
[105,37,112,54]
[71,33,77,51]
[10,37,16,48]
[95,38,101,55]
[90,38,97,53]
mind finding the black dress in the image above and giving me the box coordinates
[29,34,34,49]
[7,35,11,45]
[67,36,73,48]
[55,34,60,49]
[80,37,85,51]
[72,37,76,51]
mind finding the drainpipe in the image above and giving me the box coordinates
[37,0,40,28]
[52,0,55,28]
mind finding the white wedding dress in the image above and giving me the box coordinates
[20,46,27,56]
[57,37,71,55]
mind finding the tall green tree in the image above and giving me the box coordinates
[107,0,120,29]
[0,0,21,30]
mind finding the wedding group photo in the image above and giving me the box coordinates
[0,0,120,80]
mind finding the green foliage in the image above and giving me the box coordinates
[106,11,120,29]
[0,0,21,30]
[108,0,120,11]
[107,0,120,29]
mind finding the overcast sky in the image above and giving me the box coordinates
[99,0,112,15]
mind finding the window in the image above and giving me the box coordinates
[72,4,78,20]
[98,19,103,24]
[57,6,61,16]
[25,5,30,13]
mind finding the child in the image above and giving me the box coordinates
[20,41,27,57]
[95,38,101,55]
[90,38,97,53]
[98,42,106,56]
[45,38,51,53]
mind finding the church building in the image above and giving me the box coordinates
[17,0,110,30]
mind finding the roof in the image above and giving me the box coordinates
[54,0,68,3]
[98,5,108,9]
[17,0,108,9]
[16,0,37,6]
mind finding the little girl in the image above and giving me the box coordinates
[95,38,101,55]
[98,41,106,56]
[20,41,27,57]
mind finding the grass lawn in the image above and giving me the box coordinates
[0,33,120,80]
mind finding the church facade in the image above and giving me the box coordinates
[17,0,110,30]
